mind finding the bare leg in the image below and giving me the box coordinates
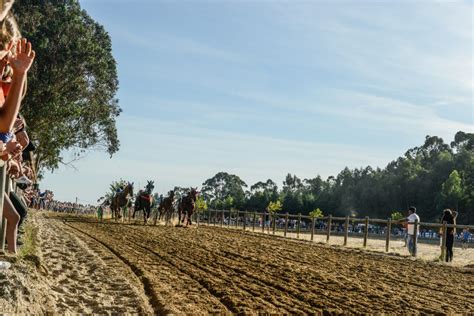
[3,196,20,254]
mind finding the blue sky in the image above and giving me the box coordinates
[41,0,473,204]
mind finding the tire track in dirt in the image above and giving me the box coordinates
[65,220,231,314]
[62,221,173,314]
[35,215,153,314]
[61,216,474,314]
[123,224,472,313]
[117,224,339,313]
[69,221,283,314]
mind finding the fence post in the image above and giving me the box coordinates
[441,221,447,261]
[252,212,256,232]
[326,215,332,243]
[272,213,276,235]
[221,210,224,227]
[344,216,349,246]
[243,211,247,231]
[413,219,418,257]
[262,212,265,233]
[311,216,315,241]
[208,210,211,226]
[0,164,7,253]
[297,213,301,239]
[284,212,289,237]
[196,211,200,227]
[363,216,369,248]
[385,218,391,252]
[153,205,158,225]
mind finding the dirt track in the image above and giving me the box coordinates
[43,213,472,315]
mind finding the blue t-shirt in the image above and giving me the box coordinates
[0,132,13,143]
[463,231,470,241]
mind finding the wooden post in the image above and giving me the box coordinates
[208,210,211,226]
[243,211,247,231]
[235,211,239,229]
[385,218,391,252]
[297,213,301,239]
[441,221,447,261]
[153,205,158,225]
[284,212,289,237]
[326,214,332,243]
[0,165,7,253]
[252,212,256,231]
[310,216,315,241]
[262,212,265,233]
[221,210,224,227]
[344,216,349,246]
[272,213,276,235]
[196,211,200,227]
[363,216,369,248]
[0,219,6,253]
[412,219,418,257]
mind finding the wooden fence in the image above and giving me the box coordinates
[194,209,474,262]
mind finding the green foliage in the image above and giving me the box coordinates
[309,208,324,218]
[14,0,120,174]
[391,212,404,221]
[196,196,208,212]
[199,132,473,224]
[267,200,282,214]
[201,172,247,209]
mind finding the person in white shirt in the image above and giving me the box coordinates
[402,206,420,257]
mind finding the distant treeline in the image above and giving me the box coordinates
[198,131,474,224]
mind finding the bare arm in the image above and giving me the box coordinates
[0,39,35,133]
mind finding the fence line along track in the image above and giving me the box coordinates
[196,209,474,260]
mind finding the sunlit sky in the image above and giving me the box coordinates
[41,0,473,205]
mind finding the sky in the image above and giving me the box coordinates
[41,0,473,205]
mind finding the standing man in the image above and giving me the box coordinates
[400,206,420,257]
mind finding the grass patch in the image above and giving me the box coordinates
[18,221,40,267]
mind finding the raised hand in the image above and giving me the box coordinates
[8,38,35,75]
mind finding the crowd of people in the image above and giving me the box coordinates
[46,200,97,215]
[0,0,37,254]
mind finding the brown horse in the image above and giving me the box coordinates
[133,181,155,224]
[110,182,134,221]
[157,190,175,225]
[178,188,199,227]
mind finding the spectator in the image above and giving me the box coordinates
[399,206,420,257]
[441,209,458,262]
[462,228,470,250]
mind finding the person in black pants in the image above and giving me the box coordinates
[441,209,458,262]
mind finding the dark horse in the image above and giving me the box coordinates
[110,182,134,221]
[133,180,155,224]
[178,188,199,227]
[157,190,175,225]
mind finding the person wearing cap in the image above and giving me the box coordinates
[399,206,420,257]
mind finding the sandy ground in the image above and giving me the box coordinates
[0,212,473,314]
[0,212,153,314]
[205,223,474,267]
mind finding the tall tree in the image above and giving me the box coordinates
[201,172,247,209]
[14,0,120,175]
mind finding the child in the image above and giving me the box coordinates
[462,228,470,250]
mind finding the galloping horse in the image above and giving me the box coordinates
[157,190,175,224]
[178,187,199,227]
[133,180,155,224]
[110,182,134,221]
